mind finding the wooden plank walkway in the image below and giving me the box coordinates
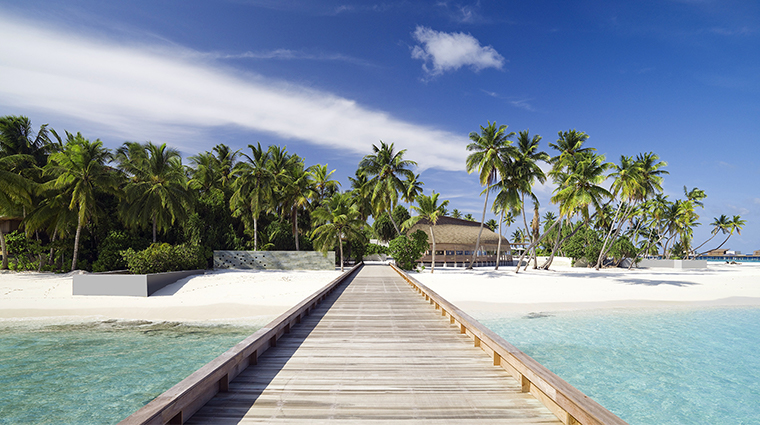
[185,264,561,424]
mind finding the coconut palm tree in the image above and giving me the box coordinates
[542,151,612,269]
[692,215,730,256]
[465,121,516,269]
[0,154,35,269]
[357,141,417,236]
[402,173,424,209]
[44,133,119,270]
[280,157,314,251]
[116,142,192,243]
[512,130,549,269]
[451,209,462,219]
[311,192,367,272]
[707,215,746,253]
[310,163,341,205]
[348,170,373,222]
[402,192,449,273]
[230,143,274,250]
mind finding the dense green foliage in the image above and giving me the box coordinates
[121,243,207,274]
[388,230,428,270]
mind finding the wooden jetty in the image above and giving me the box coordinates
[119,264,628,425]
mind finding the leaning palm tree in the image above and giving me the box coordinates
[44,133,119,270]
[230,143,274,250]
[402,192,449,273]
[116,142,192,243]
[311,192,367,272]
[707,215,746,253]
[692,215,730,256]
[357,141,417,236]
[465,121,516,269]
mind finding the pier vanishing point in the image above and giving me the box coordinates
[119,264,628,425]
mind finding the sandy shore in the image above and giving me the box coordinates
[414,263,760,314]
[2,263,758,324]
[0,269,342,324]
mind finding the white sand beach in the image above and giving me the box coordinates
[0,269,342,323]
[415,263,760,314]
[2,263,759,324]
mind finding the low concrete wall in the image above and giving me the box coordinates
[637,259,707,269]
[214,250,335,270]
[73,270,205,297]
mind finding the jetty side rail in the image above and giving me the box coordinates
[118,263,363,425]
[390,264,628,425]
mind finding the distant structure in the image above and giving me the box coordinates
[0,216,22,234]
[405,216,512,267]
[696,248,760,263]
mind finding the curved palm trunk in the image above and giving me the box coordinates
[387,207,401,236]
[429,225,436,273]
[253,217,258,251]
[495,210,503,271]
[293,208,300,251]
[691,232,718,256]
[529,205,540,270]
[595,201,625,269]
[596,203,634,269]
[152,214,157,244]
[71,215,83,271]
[468,190,490,269]
[515,218,561,273]
[518,193,534,270]
[709,232,734,253]
[48,227,58,266]
[540,219,564,270]
[0,229,8,270]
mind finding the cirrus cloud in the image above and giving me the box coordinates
[0,14,467,171]
[410,26,505,77]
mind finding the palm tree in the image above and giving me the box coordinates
[0,115,52,176]
[402,173,424,208]
[116,142,192,243]
[512,130,549,269]
[44,133,119,270]
[541,151,611,269]
[707,215,746,253]
[348,170,373,222]
[451,209,462,219]
[402,192,449,273]
[281,157,314,251]
[465,121,516,269]
[692,215,730,256]
[230,143,274,250]
[0,155,35,269]
[310,163,341,205]
[358,141,417,236]
[311,192,367,272]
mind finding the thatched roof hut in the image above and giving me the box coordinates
[406,216,512,267]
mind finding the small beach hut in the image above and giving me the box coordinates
[406,216,512,268]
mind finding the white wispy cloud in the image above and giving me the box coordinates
[479,90,535,111]
[0,15,467,171]
[410,26,505,78]
[207,49,376,67]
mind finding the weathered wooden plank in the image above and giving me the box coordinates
[183,265,564,424]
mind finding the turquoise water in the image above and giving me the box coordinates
[0,320,260,425]
[477,307,760,425]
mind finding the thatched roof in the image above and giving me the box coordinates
[407,216,509,247]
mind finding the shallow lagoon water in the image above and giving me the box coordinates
[477,307,760,425]
[0,320,261,424]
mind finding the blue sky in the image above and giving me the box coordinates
[1,0,758,253]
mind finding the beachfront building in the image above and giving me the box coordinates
[406,216,512,268]
[0,216,21,234]
[696,248,760,263]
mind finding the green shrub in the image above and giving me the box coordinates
[121,243,207,274]
[388,230,428,270]
[92,231,149,272]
